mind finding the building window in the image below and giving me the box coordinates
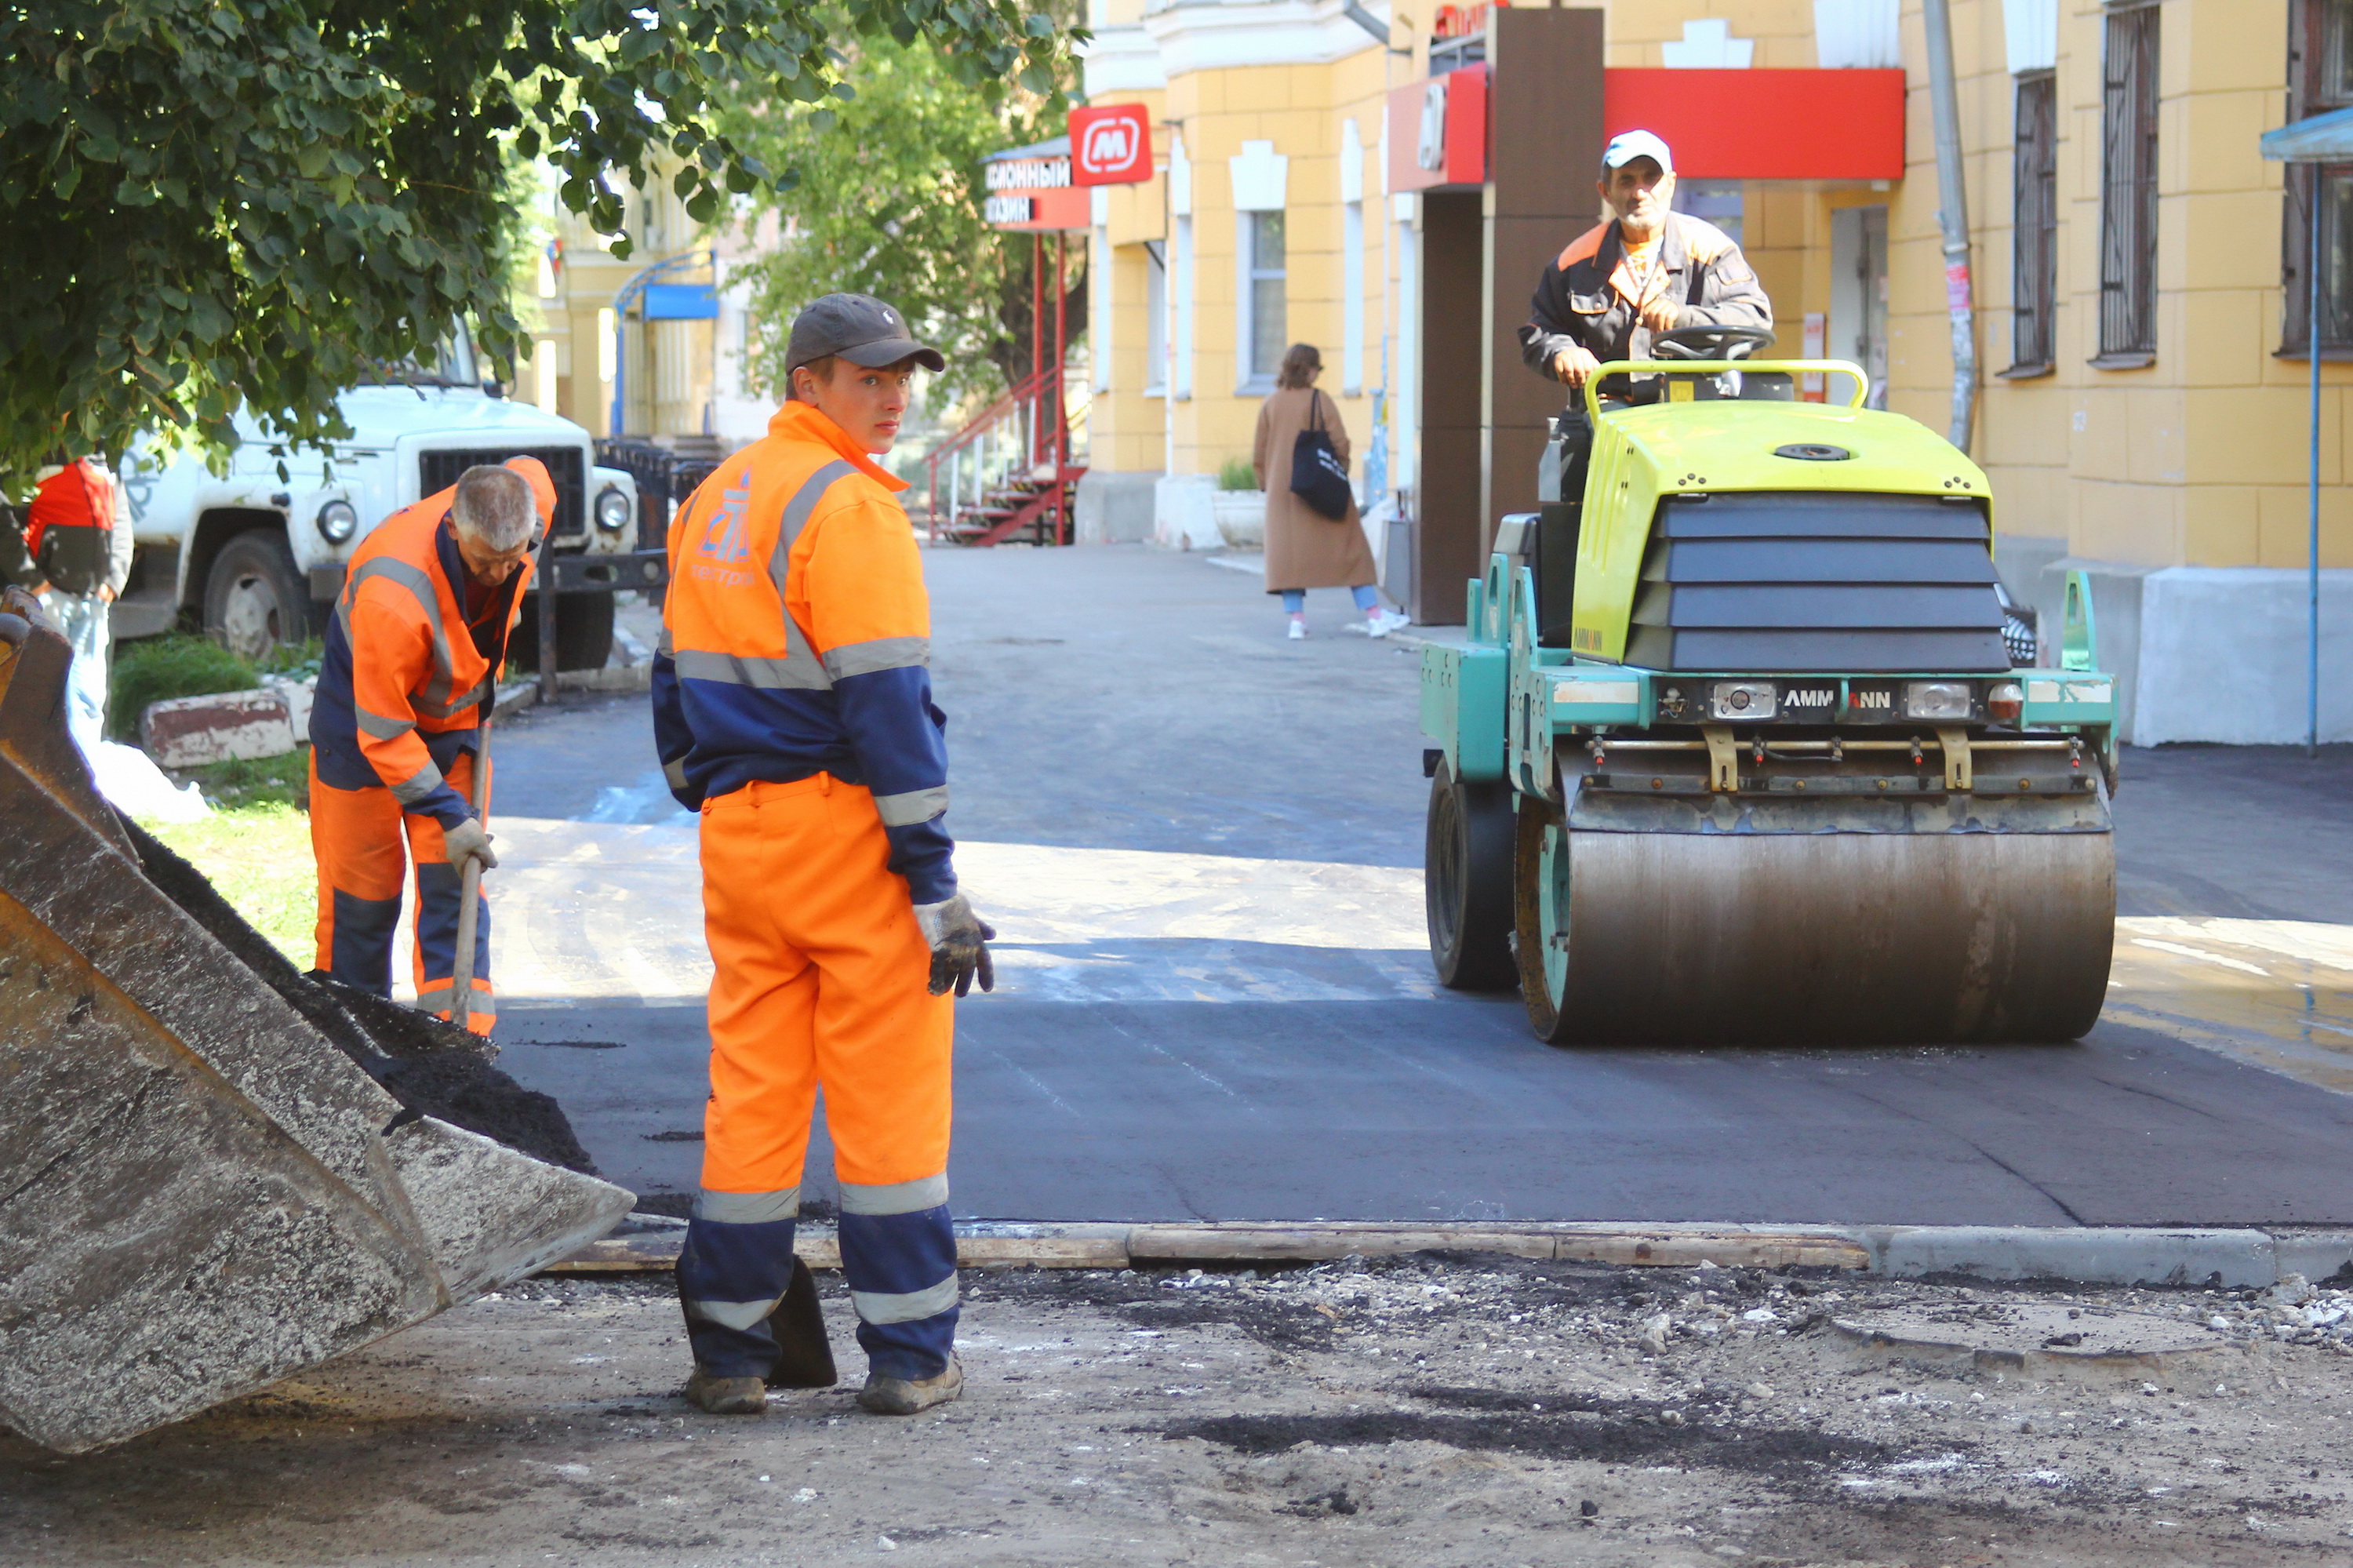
[1240,209,1286,391]
[1343,200,1366,394]
[2094,2,2160,367]
[1174,216,1195,401]
[1092,227,1111,394]
[2008,71,2059,376]
[1670,180,1743,246]
[2283,0,2353,354]
[1144,241,1168,395]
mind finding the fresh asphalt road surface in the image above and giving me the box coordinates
[485,544,2353,1227]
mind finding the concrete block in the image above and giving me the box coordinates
[1857,1225,2277,1288]
[2133,566,2353,744]
[2268,1228,2353,1286]
[1212,490,1266,547]
[140,689,296,767]
[1075,469,1162,544]
[260,673,315,736]
[1154,473,1224,550]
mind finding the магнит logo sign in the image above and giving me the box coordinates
[1069,104,1153,187]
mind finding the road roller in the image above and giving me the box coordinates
[1419,327,2118,1045]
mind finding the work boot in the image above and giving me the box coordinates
[856,1354,965,1416]
[685,1369,767,1415]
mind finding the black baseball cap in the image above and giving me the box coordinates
[786,293,944,374]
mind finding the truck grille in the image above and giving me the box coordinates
[416,446,586,545]
[1625,492,2012,673]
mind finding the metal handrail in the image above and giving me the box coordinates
[1580,358,1872,420]
[922,366,1062,540]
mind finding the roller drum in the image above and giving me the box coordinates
[1544,792,2115,1045]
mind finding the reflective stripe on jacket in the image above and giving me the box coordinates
[309,458,552,826]
[651,400,956,904]
[1517,212,1772,394]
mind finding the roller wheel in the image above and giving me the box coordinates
[1511,796,1576,1043]
[1424,759,1516,991]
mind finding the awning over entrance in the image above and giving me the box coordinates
[1603,68,1907,182]
[2262,104,2353,162]
[1390,64,1907,191]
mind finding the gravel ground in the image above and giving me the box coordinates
[8,1254,2353,1566]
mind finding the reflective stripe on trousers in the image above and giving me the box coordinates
[308,749,495,1034]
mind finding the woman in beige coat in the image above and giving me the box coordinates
[1253,344,1407,641]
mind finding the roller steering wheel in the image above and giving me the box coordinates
[1650,324,1777,361]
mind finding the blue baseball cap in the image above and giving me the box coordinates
[1601,129,1675,177]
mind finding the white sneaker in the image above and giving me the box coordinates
[1287,620,1307,640]
[1369,609,1413,639]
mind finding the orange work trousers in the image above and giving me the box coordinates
[308,748,495,1033]
[698,773,954,1202]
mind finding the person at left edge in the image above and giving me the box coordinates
[0,452,135,758]
[307,459,554,1035]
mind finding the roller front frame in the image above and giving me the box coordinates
[1420,551,2122,1046]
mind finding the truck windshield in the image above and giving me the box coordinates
[368,323,479,388]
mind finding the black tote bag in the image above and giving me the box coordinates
[1289,391,1354,521]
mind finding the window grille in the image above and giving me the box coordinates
[2095,2,2160,366]
[2008,71,2059,376]
[2282,0,2353,354]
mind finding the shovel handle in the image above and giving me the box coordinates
[444,709,496,1029]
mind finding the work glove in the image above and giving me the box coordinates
[913,893,995,998]
[443,817,498,871]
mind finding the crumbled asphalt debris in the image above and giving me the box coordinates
[1166,1402,1894,1479]
[119,813,599,1174]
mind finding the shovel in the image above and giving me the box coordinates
[446,708,493,1031]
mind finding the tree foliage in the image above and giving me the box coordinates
[0,0,1072,484]
[717,24,1081,407]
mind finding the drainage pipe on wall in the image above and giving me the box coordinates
[1921,0,1977,453]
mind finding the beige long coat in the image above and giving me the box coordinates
[1253,386,1377,594]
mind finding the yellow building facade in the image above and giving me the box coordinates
[1082,0,2353,742]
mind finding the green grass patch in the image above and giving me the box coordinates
[146,803,315,966]
[109,634,256,741]
[256,637,324,682]
[168,750,311,811]
[1217,457,1258,493]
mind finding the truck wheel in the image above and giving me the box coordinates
[1425,759,1517,991]
[204,530,311,661]
[1511,798,1577,1044]
[505,591,616,675]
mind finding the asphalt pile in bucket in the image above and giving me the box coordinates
[120,814,596,1174]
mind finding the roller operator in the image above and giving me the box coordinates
[653,293,996,1419]
[1518,129,1773,501]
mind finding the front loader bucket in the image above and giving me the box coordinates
[0,591,631,1453]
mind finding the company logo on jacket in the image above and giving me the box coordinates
[696,481,755,578]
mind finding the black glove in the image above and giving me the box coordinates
[913,893,996,998]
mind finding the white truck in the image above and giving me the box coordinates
[116,333,660,671]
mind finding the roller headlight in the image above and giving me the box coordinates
[1904,681,1974,721]
[315,499,358,544]
[595,485,633,533]
[1707,681,1777,720]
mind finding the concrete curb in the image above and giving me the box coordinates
[544,1220,2353,1289]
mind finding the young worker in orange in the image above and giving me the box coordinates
[308,459,554,1034]
[653,294,995,1418]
